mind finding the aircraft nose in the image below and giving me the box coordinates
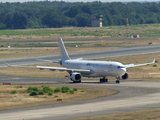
[120,68,127,75]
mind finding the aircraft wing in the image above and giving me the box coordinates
[124,59,155,68]
[4,62,92,74]
[37,66,91,73]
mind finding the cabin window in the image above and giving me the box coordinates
[86,63,91,66]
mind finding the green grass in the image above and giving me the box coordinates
[0,43,86,47]
[10,90,18,94]
[15,86,23,89]
[0,24,159,37]
[0,29,72,36]
[26,86,79,96]
[0,29,94,36]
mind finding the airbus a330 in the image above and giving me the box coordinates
[5,37,155,83]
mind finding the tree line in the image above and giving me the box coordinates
[0,1,160,29]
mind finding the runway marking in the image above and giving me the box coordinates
[0,77,21,80]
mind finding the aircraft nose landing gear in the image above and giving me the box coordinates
[116,77,120,84]
[116,80,120,84]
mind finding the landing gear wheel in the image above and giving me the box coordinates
[105,79,108,82]
[100,78,108,83]
[100,79,103,83]
[73,80,81,83]
[116,80,120,84]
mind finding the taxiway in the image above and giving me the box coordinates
[0,76,160,120]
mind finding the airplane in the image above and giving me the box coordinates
[5,37,155,83]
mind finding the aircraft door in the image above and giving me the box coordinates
[109,64,114,75]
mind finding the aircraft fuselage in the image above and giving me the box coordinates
[62,60,126,77]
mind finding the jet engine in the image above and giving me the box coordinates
[121,73,129,80]
[69,72,82,83]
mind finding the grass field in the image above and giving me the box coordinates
[0,24,160,43]
[0,85,117,111]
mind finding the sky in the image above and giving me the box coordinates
[1,0,160,3]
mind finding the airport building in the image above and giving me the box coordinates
[91,15,103,27]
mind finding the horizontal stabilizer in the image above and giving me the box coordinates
[4,62,37,68]
[72,58,83,60]
[37,59,60,63]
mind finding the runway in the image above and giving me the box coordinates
[0,76,160,120]
[0,44,160,67]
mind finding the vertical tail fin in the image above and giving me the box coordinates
[58,37,70,60]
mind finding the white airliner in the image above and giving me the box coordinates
[5,37,155,83]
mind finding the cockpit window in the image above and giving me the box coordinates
[117,66,125,68]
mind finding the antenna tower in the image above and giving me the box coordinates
[126,18,129,38]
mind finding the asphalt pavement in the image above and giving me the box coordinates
[0,45,160,67]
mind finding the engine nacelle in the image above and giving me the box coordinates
[121,73,129,80]
[69,72,82,82]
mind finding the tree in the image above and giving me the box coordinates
[28,17,41,28]
[42,11,67,28]
[75,13,91,27]
[0,9,5,23]
[139,17,146,24]
[104,14,114,26]
[81,5,92,14]
[4,13,13,29]
[12,12,28,29]
[68,18,78,26]
[1,1,160,29]
[67,6,82,18]
[0,23,6,29]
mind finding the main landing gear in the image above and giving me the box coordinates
[100,77,108,83]
[99,77,120,84]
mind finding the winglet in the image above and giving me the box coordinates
[152,59,155,64]
[146,59,155,65]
